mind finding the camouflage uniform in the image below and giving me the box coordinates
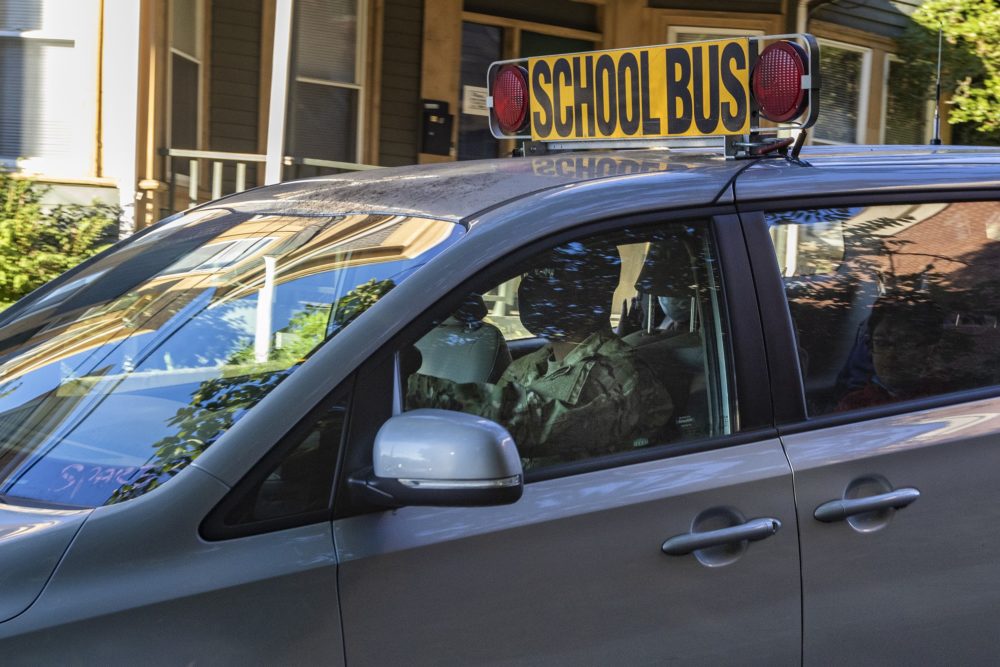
[407,331,673,466]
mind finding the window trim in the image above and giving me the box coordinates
[656,9,782,42]
[166,0,205,149]
[666,25,764,43]
[456,12,601,159]
[289,0,369,164]
[331,205,774,518]
[460,11,602,48]
[0,4,101,175]
[813,37,872,146]
[166,0,206,159]
[741,190,1000,436]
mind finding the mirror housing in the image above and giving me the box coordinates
[350,409,523,508]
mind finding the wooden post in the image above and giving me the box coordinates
[419,0,461,163]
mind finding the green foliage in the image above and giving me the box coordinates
[0,173,119,310]
[897,0,1000,141]
[107,278,396,503]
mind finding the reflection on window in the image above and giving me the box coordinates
[218,386,349,531]
[163,237,276,274]
[0,211,462,507]
[770,215,847,277]
[767,202,1000,417]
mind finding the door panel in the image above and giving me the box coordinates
[784,396,1000,663]
[335,439,800,665]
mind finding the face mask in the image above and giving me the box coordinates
[658,296,690,321]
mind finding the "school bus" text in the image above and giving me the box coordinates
[527,40,750,141]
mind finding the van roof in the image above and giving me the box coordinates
[213,146,1000,223]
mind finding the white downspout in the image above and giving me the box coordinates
[265,0,295,185]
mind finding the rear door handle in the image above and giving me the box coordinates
[814,487,920,523]
[661,517,781,556]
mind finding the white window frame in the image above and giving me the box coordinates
[0,2,100,176]
[880,54,934,145]
[813,37,871,145]
[167,0,205,153]
[290,0,368,163]
[666,25,765,42]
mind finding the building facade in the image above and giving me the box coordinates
[0,0,940,233]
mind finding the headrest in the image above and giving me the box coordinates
[634,238,694,297]
[450,293,488,323]
[517,240,621,342]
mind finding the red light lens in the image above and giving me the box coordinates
[493,65,529,134]
[752,41,807,122]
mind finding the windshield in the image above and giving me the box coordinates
[0,208,463,507]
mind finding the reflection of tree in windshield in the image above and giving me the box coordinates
[108,278,394,503]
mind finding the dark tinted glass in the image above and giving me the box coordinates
[289,83,359,162]
[458,22,502,161]
[220,387,349,529]
[171,54,199,150]
[405,222,733,471]
[768,202,1000,416]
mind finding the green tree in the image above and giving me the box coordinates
[897,0,1000,142]
[108,277,396,503]
[0,173,119,309]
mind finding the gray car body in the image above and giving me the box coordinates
[0,147,998,664]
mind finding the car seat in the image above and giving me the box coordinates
[414,294,511,384]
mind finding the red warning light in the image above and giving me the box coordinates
[752,41,808,122]
[493,65,529,135]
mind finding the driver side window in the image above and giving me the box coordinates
[403,222,734,471]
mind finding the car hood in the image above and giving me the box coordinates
[0,503,89,623]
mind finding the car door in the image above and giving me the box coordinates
[744,197,1000,663]
[333,213,802,665]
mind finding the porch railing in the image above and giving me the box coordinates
[160,148,381,215]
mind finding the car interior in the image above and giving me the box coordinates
[405,226,730,455]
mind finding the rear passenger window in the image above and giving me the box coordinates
[403,222,734,471]
[767,202,1000,416]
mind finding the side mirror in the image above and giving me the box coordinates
[349,409,523,508]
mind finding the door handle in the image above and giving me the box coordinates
[661,517,782,556]
[813,487,920,523]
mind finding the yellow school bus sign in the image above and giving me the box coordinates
[526,39,751,141]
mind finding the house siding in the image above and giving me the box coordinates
[210,0,262,154]
[813,0,922,39]
[379,0,423,166]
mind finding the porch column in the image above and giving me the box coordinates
[265,0,295,184]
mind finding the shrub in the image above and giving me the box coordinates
[0,173,119,310]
